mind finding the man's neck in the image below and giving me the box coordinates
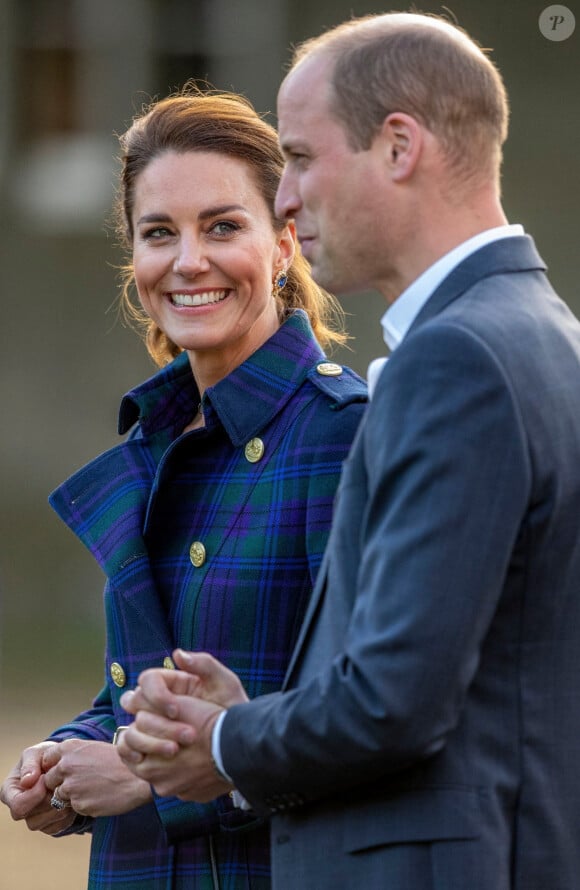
[380,194,508,305]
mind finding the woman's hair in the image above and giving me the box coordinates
[114,84,347,366]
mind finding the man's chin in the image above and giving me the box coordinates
[311,263,360,297]
[307,257,338,292]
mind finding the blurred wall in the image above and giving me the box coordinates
[0,0,578,704]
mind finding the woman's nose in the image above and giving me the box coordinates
[173,237,210,276]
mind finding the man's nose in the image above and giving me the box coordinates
[275,169,300,220]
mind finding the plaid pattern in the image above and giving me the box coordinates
[48,311,366,889]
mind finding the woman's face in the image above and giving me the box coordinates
[132,150,295,372]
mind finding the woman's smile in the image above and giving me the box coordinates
[169,289,230,308]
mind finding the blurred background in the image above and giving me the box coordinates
[0,0,578,885]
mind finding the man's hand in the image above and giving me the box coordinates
[121,649,249,722]
[172,649,249,707]
[118,695,232,802]
[117,650,249,802]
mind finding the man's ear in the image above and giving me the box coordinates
[379,113,423,182]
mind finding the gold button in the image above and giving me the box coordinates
[316,362,343,377]
[110,662,126,688]
[163,656,175,670]
[244,437,265,463]
[189,541,206,567]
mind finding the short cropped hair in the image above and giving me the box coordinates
[292,13,509,182]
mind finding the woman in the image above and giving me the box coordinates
[0,87,366,888]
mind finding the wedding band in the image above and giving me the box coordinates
[50,788,71,811]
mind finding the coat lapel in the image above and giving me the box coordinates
[49,437,174,651]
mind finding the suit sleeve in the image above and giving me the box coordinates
[220,322,531,811]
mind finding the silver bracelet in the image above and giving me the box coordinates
[112,726,129,746]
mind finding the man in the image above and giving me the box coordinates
[118,13,580,889]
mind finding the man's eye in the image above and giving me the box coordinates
[289,153,309,168]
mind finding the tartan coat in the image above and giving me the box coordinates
[47,310,367,890]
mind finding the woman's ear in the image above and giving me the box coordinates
[276,220,297,269]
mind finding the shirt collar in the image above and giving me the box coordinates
[118,310,326,446]
[381,224,525,352]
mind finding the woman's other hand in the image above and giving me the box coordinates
[0,742,76,834]
[42,739,152,817]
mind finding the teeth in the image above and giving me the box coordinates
[171,290,228,307]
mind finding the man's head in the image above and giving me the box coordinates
[291,12,509,186]
[275,13,510,299]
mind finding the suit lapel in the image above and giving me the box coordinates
[284,237,546,688]
[407,235,546,336]
[283,547,331,688]
[283,414,369,688]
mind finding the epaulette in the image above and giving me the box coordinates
[307,361,368,408]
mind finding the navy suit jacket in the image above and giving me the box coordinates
[221,236,580,890]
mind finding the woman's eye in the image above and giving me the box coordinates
[211,221,240,237]
[142,226,172,240]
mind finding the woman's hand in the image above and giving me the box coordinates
[0,742,76,835]
[42,739,153,817]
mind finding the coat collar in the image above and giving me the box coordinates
[49,437,156,578]
[118,310,326,447]
[50,310,329,575]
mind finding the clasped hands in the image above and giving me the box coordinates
[0,736,153,834]
[117,649,249,802]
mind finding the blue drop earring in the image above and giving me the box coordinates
[272,269,288,299]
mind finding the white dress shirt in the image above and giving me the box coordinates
[367,224,524,396]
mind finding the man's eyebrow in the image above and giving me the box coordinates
[279,140,305,156]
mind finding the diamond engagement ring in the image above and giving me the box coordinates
[50,788,71,810]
